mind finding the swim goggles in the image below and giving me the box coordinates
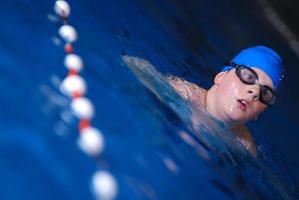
[224,61,276,106]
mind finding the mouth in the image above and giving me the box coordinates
[237,99,248,111]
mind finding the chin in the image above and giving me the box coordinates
[226,112,249,125]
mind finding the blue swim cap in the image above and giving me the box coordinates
[222,46,283,92]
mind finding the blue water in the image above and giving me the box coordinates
[1,0,299,199]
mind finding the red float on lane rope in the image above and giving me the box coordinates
[79,119,91,132]
[65,43,73,53]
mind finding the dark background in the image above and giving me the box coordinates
[259,0,299,172]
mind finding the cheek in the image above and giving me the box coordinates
[218,78,241,99]
[248,103,267,119]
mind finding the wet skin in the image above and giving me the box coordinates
[206,67,274,127]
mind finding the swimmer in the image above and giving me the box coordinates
[166,46,283,156]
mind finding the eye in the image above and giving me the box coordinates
[244,73,254,80]
[261,88,272,101]
[240,69,257,83]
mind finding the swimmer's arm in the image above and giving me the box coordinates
[122,56,191,115]
[231,125,257,157]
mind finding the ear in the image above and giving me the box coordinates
[214,72,226,85]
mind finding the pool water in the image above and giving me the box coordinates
[0,0,298,199]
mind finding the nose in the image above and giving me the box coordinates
[246,85,260,101]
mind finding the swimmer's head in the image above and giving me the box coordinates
[222,46,283,92]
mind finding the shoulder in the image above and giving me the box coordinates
[166,75,206,105]
[231,125,257,156]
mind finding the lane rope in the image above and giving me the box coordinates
[53,1,118,199]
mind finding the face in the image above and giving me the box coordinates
[212,67,274,125]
